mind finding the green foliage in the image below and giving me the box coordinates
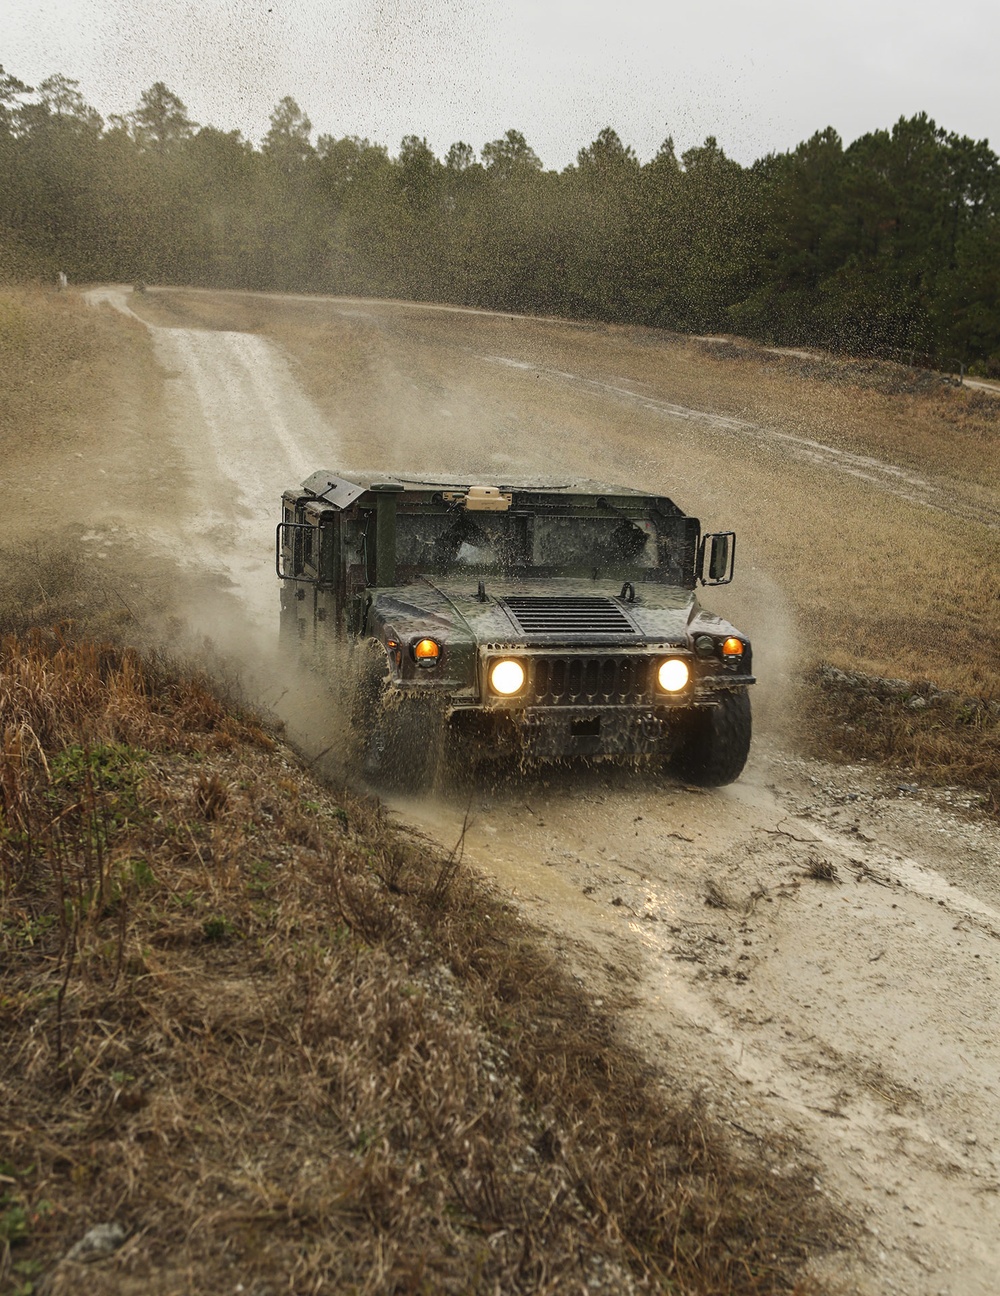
[0,1195,29,1243]
[733,115,1000,365]
[0,65,32,134]
[482,128,542,180]
[0,1164,50,1266]
[202,915,233,942]
[0,60,997,366]
[129,81,194,152]
[125,857,155,888]
[49,741,146,793]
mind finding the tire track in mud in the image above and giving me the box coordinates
[87,287,336,628]
[161,328,316,481]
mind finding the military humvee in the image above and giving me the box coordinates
[277,471,755,788]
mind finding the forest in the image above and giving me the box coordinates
[2,64,999,372]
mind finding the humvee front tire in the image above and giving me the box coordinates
[355,643,442,793]
[670,688,751,787]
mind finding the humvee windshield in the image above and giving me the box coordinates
[394,509,662,577]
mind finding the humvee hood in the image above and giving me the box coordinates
[376,576,726,646]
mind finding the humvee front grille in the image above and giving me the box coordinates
[502,596,637,636]
[529,655,652,705]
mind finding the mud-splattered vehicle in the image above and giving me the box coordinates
[277,472,755,788]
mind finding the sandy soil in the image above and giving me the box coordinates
[24,286,1000,1295]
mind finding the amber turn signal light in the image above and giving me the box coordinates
[413,638,440,660]
[722,637,743,657]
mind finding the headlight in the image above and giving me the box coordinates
[657,658,690,692]
[490,659,525,695]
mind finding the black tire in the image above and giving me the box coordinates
[670,689,752,787]
[354,643,441,793]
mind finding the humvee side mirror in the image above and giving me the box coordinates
[699,531,735,586]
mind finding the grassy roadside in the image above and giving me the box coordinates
[0,285,158,474]
[0,284,105,440]
[0,627,840,1294]
[805,665,1000,813]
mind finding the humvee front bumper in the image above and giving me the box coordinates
[448,701,665,758]
[447,695,751,759]
[512,705,667,758]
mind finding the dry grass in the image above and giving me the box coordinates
[0,628,841,1294]
[805,665,1000,813]
[803,857,841,884]
[0,286,100,437]
[0,286,154,458]
[0,537,146,643]
[0,285,168,556]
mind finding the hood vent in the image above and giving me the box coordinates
[502,596,637,636]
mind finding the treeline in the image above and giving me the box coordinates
[2,66,999,371]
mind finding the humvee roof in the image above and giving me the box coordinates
[299,470,685,512]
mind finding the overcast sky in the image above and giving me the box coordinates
[2,0,998,166]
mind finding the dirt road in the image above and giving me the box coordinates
[78,286,1000,1295]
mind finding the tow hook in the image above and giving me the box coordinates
[639,712,663,739]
